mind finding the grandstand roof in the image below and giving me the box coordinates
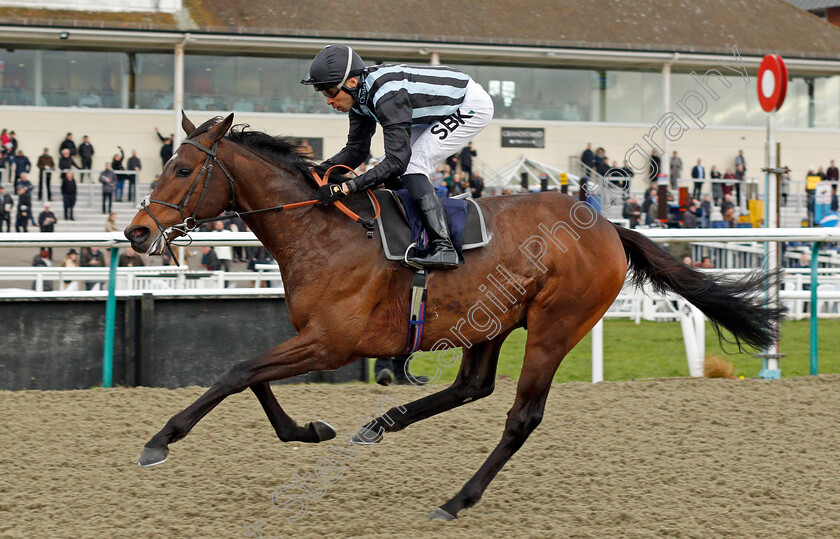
[1,0,840,60]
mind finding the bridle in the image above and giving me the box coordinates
[137,136,380,263]
[137,138,235,263]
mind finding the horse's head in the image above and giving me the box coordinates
[125,112,235,255]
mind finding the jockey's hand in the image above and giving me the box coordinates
[316,183,348,206]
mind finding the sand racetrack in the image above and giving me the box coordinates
[2,376,840,538]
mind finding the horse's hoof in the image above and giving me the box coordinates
[350,426,383,445]
[428,507,456,521]
[310,420,337,442]
[138,446,169,467]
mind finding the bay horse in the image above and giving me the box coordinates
[125,113,783,521]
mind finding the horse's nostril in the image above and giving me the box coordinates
[126,225,150,243]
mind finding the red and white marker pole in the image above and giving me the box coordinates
[758,54,787,377]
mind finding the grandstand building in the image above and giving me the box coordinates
[2,0,840,189]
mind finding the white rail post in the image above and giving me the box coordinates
[592,318,604,383]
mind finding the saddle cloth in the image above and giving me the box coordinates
[369,189,491,262]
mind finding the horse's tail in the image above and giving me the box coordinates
[613,223,785,350]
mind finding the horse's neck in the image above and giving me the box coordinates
[226,148,334,279]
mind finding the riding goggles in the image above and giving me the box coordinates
[318,86,343,98]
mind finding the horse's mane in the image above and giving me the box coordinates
[189,117,315,176]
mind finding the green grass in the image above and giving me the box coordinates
[377,319,840,384]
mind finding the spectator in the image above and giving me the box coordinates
[37,203,57,233]
[99,162,116,214]
[199,246,222,271]
[649,149,660,181]
[691,159,705,200]
[78,135,95,183]
[58,148,80,181]
[38,202,57,257]
[36,148,55,201]
[449,172,468,196]
[595,153,611,178]
[16,172,34,196]
[126,149,142,202]
[155,127,173,168]
[0,128,10,153]
[31,248,53,291]
[827,160,839,184]
[682,201,699,228]
[150,173,160,192]
[581,143,595,171]
[647,194,659,225]
[459,141,476,180]
[112,147,126,202]
[105,212,119,232]
[0,185,12,232]
[670,150,683,189]
[722,168,736,203]
[118,247,145,267]
[709,165,723,205]
[61,249,81,291]
[622,196,641,228]
[720,193,736,227]
[211,220,234,272]
[61,170,77,220]
[15,185,32,232]
[806,167,822,226]
[614,160,633,195]
[13,149,30,182]
[59,132,76,158]
[247,246,275,286]
[701,194,712,228]
[781,167,791,207]
[445,153,459,174]
[80,246,106,290]
[7,131,18,155]
[682,256,693,266]
[469,173,484,199]
[734,150,746,205]
[641,187,656,225]
[699,256,713,269]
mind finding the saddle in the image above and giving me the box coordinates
[369,189,491,264]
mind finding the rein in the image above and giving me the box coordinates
[138,140,381,261]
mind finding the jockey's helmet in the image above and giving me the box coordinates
[301,45,366,92]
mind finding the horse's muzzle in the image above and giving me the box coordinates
[125,225,151,253]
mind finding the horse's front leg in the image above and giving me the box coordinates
[250,382,337,443]
[138,329,339,467]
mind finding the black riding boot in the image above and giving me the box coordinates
[401,173,459,269]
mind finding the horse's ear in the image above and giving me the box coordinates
[181,111,196,137]
[208,113,235,143]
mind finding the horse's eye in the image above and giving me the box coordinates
[177,167,191,177]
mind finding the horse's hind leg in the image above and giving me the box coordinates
[352,330,510,443]
[430,310,601,521]
[250,382,337,443]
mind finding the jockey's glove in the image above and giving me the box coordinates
[315,183,348,206]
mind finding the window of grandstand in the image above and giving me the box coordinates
[134,54,175,110]
[183,55,332,114]
[2,47,840,129]
[451,63,598,121]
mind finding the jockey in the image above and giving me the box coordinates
[301,44,494,269]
